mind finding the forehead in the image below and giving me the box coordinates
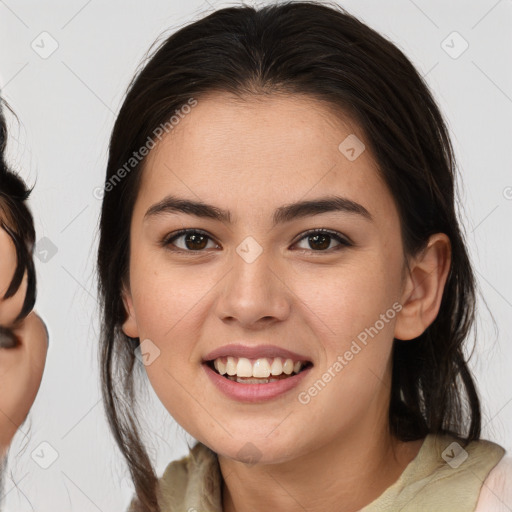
[137,92,395,223]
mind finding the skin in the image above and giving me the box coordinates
[122,92,451,512]
[0,218,47,457]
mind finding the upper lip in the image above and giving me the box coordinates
[202,344,312,363]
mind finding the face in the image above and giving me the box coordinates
[0,223,47,455]
[122,92,421,464]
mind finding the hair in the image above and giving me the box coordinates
[96,2,481,510]
[0,98,36,349]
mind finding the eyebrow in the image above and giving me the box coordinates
[144,194,373,226]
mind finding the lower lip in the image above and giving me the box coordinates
[202,363,312,403]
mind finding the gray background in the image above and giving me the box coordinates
[0,0,511,510]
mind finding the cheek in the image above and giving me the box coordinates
[129,261,217,368]
[291,261,400,427]
[292,253,402,351]
[130,261,194,333]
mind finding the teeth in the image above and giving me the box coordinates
[226,356,237,376]
[212,356,306,378]
[282,359,294,375]
[236,358,253,377]
[270,358,283,375]
[215,358,227,375]
[253,358,271,378]
[227,376,282,384]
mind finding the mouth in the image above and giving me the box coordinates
[203,356,314,384]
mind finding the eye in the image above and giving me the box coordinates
[292,228,352,252]
[162,229,220,252]
[161,228,352,254]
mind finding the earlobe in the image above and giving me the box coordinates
[121,287,139,339]
[394,233,451,341]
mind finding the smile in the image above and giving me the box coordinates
[202,357,313,402]
[207,356,312,383]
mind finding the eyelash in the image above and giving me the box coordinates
[161,228,352,254]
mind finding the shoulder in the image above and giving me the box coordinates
[157,442,222,512]
[158,443,209,496]
[475,454,512,512]
[377,433,507,511]
[126,443,219,512]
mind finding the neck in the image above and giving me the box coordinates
[219,422,424,512]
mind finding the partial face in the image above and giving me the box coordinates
[0,224,47,455]
[122,93,408,463]
[0,222,27,327]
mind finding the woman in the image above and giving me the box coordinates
[96,2,511,511]
[0,99,48,468]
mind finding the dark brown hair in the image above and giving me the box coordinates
[0,98,36,348]
[96,2,480,510]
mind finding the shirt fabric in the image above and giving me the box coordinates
[129,433,508,511]
[474,454,512,511]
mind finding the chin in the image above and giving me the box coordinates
[209,435,303,466]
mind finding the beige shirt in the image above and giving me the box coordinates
[129,433,508,511]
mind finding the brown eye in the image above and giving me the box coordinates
[307,233,331,250]
[182,232,208,250]
[294,229,352,252]
[163,229,219,252]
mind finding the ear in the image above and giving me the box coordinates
[394,233,451,340]
[121,285,139,339]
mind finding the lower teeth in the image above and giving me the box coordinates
[225,375,294,384]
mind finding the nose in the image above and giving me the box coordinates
[214,238,291,329]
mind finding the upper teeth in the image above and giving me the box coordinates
[213,357,305,378]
